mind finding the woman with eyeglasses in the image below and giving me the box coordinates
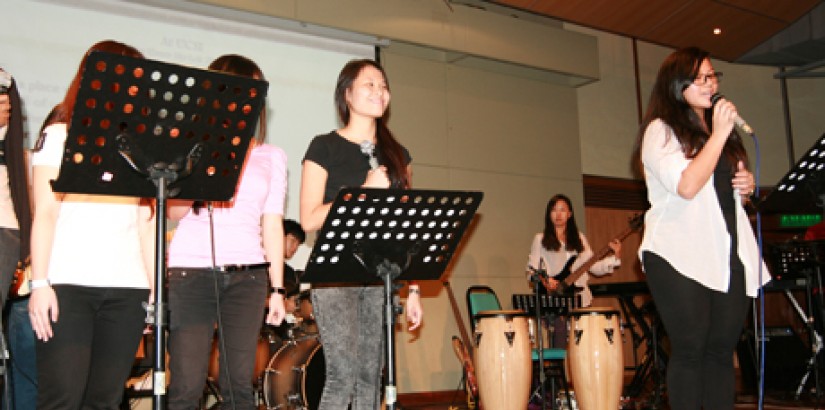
[632,47,769,409]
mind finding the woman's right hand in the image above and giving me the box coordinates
[711,97,738,139]
[363,166,391,188]
[29,286,59,342]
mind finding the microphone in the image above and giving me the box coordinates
[360,140,378,169]
[710,93,754,136]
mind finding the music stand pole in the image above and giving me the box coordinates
[379,260,402,408]
[301,188,483,410]
[527,268,548,410]
[52,51,268,410]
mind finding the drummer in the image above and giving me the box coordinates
[526,194,621,347]
[267,219,307,344]
[282,218,306,310]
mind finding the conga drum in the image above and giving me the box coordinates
[567,307,623,410]
[473,310,531,410]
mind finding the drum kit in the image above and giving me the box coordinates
[473,307,624,410]
[207,290,325,410]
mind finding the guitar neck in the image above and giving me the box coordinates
[563,224,636,287]
[443,281,474,358]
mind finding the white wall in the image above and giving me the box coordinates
[0,0,375,257]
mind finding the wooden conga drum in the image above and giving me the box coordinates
[473,310,532,410]
[568,307,623,410]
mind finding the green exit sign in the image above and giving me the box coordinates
[780,214,822,227]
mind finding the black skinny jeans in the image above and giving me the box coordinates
[643,251,750,410]
[167,267,268,410]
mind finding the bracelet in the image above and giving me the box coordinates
[30,279,50,290]
[269,286,286,295]
[408,288,420,295]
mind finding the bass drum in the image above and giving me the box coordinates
[263,335,325,410]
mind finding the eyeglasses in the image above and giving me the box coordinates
[693,72,723,85]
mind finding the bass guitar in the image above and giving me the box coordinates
[443,281,480,409]
[9,257,31,299]
[540,213,644,296]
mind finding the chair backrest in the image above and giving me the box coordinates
[466,285,502,334]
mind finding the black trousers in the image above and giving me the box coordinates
[35,285,149,410]
[167,268,267,410]
[643,252,749,410]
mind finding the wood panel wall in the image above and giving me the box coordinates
[582,175,813,365]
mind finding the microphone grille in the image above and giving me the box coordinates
[710,93,723,106]
[359,140,374,156]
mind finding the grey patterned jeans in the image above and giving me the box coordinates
[312,285,385,410]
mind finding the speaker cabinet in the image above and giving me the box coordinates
[737,327,810,393]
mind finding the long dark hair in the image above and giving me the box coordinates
[34,40,143,151]
[335,59,410,189]
[192,54,267,214]
[541,194,583,252]
[208,54,267,143]
[632,47,747,176]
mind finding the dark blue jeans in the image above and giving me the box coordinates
[0,228,20,306]
[643,251,749,410]
[35,285,149,410]
[167,268,267,410]
[7,298,36,410]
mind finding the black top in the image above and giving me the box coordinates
[714,156,745,275]
[303,131,411,204]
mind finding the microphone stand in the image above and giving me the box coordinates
[528,264,549,410]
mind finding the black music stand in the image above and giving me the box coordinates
[51,51,267,410]
[526,264,551,409]
[759,133,825,399]
[301,188,483,410]
[760,132,825,214]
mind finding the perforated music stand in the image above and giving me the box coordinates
[760,132,825,214]
[759,133,825,399]
[51,51,267,410]
[302,187,483,410]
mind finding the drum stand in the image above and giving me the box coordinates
[527,265,573,410]
[301,188,482,410]
[53,52,268,410]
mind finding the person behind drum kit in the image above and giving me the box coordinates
[28,40,155,410]
[633,47,769,409]
[0,67,35,410]
[282,218,305,312]
[526,193,621,348]
[300,58,423,410]
[267,218,306,344]
[166,54,287,410]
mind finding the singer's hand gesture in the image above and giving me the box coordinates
[711,97,737,140]
[733,161,755,200]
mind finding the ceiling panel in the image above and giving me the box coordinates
[643,1,788,59]
[486,0,823,63]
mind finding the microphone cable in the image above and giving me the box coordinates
[207,201,236,410]
[749,131,766,410]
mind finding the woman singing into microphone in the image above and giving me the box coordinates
[633,47,769,410]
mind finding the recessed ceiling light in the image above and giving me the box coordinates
[713,28,722,35]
